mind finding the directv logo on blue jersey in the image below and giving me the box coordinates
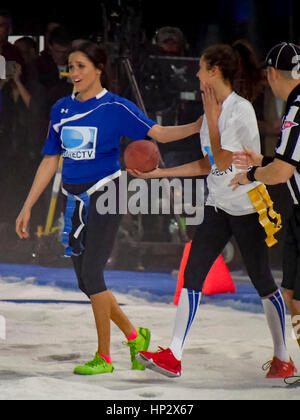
[61,126,97,160]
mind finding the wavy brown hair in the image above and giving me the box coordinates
[202,40,265,103]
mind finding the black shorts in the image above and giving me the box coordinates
[63,178,122,298]
[184,206,278,298]
[282,205,300,301]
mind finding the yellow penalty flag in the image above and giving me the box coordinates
[248,184,282,248]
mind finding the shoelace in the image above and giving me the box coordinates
[262,360,272,372]
[262,359,289,372]
[284,376,300,386]
[85,354,107,368]
[123,338,139,361]
[123,338,137,348]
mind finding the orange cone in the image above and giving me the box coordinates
[174,241,236,305]
[202,254,236,295]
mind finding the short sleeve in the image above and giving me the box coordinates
[117,99,156,140]
[41,106,62,156]
[275,105,300,166]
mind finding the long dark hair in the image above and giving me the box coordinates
[202,40,265,102]
[69,40,110,90]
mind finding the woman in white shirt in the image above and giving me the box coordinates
[129,42,296,379]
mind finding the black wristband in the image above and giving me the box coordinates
[247,166,259,182]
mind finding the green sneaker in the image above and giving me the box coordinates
[73,353,114,375]
[124,327,151,370]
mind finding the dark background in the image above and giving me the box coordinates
[2,0,300,57]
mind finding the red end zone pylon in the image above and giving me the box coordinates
[174,240,236,305]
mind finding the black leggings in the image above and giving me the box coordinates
[282,205,300,301]
[184,206,278,297]
[63,179,122,298]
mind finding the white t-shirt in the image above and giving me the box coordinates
[201,91,261,216]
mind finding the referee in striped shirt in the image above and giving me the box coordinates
[229,42,300,350]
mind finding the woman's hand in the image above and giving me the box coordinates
[126,167,164,179]
[228,172,250,191]
[201,82,222,123]
[15,155,60,239]
[16,206,31,239]
[233,147,263,170]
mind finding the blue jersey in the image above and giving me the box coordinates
[42,89,156,184]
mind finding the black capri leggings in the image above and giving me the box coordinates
[63,178,122,298]
[282,205,300,301]
[184,206,278,298]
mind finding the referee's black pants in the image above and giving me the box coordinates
[282,204,300,301]
[184,206,278,297]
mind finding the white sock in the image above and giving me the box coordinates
[169,288,201,360]
[262,289,290,362]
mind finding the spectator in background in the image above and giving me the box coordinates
[0,53,35,231]
[14,37,39,80]
[1,58,34,160]
[14,37,49,159]
[1,36,49,158]
[0,10,26,244]
[0,9,25,130]
[37,26,73,107]
[0,9,24,66]
[155,26,189,57]
[44,22,61,52]
[0,36,50,237]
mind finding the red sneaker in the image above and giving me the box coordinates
[136,347,181,377]
[263,357,297,379]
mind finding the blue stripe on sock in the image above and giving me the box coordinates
[270,290,286,344]
[182,290,201,349]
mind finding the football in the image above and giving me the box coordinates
[124,140,160,172]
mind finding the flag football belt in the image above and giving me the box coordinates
[248,184,282,248]
[61,170,121,257]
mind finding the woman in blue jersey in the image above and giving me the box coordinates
[133,42,297,379]
[15,40,202,375]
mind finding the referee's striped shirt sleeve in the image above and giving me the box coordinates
[275,103,300,166]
